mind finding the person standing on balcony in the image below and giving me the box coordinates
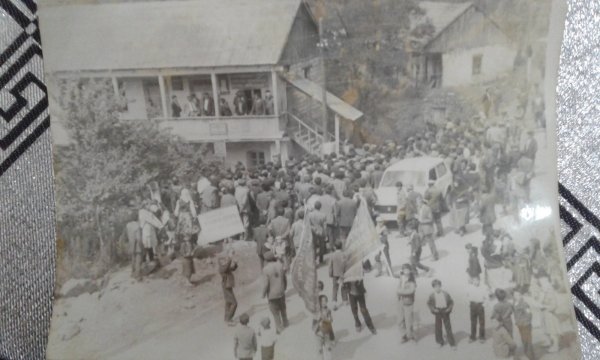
[170,95,182,118]
[201,92,215,116]
[220,98,233,116]
[251,92,266,116]
[233,91,248,116]
[183,93,200,117]
[265,90,275,115]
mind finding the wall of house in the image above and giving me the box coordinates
[225,141,275,169]
[442,44,516,87]
[426,6,512,54]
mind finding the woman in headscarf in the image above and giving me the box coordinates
[175,188,199,282]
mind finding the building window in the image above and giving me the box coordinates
[247,151,266,167]
[303,66,312,79]
[472,54,483,75]
[171,76,184,91]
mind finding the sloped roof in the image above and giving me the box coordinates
[39,0,306,72]
[286,78,363,121]
[419,1,473,40]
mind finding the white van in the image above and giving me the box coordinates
[374,157,453,222]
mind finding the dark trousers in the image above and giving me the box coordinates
[470,302,485,340]
[339,226,351,244]
[268,297,289,332]
[434,312,455,346]
[142,247,154,262]
[332,277,348,303]
[326,224,337,251]
[433,212,444,236]
[223,286,237,322]
[518,324,535,360]
[349,294,375,332]
[312,232,325,264]
[411,246,430,274]
[422,233,439,261]
[383,246,391,269]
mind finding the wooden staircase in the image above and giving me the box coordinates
[287,112,334,156]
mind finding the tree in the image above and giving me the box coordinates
[54,78,204,273]
[309,0,433,143]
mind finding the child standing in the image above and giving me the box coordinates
[491,288,514,337]
[375,216,392,276]
[397,264,417,343]
[257,317,277,360]
[314,295,335,360]
[234,313,257,360]
[426,279,456,349]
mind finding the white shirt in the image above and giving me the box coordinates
[466,284,488,303]
[434,292,447,308]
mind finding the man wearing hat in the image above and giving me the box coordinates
[262,251,288,333]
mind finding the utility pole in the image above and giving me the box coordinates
[318,18,329,151]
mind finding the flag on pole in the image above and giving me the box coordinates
[290,213,318,314]
[343,198,380,282]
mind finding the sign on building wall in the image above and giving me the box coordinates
[214,141,226,158]
[209,122,227,136]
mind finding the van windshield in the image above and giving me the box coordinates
[379,170,426,188]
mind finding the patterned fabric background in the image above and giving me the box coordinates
[0,0,598,359]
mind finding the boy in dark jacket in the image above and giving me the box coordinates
[427,279,456,349]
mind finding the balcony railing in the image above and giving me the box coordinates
[157,115,283,142]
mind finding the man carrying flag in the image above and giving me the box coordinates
[290,209,319,315]
[342,198,380,335]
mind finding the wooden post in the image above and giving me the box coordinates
[158,75,168,119]
[334,114,340,155]
[318,18,328,142]
[211,72,220,119]
[271,70,280,116]
[111,76,119,97]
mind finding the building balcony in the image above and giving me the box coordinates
[157,115,285,142]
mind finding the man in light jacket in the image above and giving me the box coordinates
[262,251,288,333]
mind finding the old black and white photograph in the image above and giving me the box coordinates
[38,0,581,359]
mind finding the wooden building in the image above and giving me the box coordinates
[40,0,362,167]
[412,1,516,88]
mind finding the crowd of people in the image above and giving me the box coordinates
[121,101,574,359]
[169,90,276,118]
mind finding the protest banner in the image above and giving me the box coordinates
[197,206,244,245]
[343,198,380,282]
[290,215,318,314]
